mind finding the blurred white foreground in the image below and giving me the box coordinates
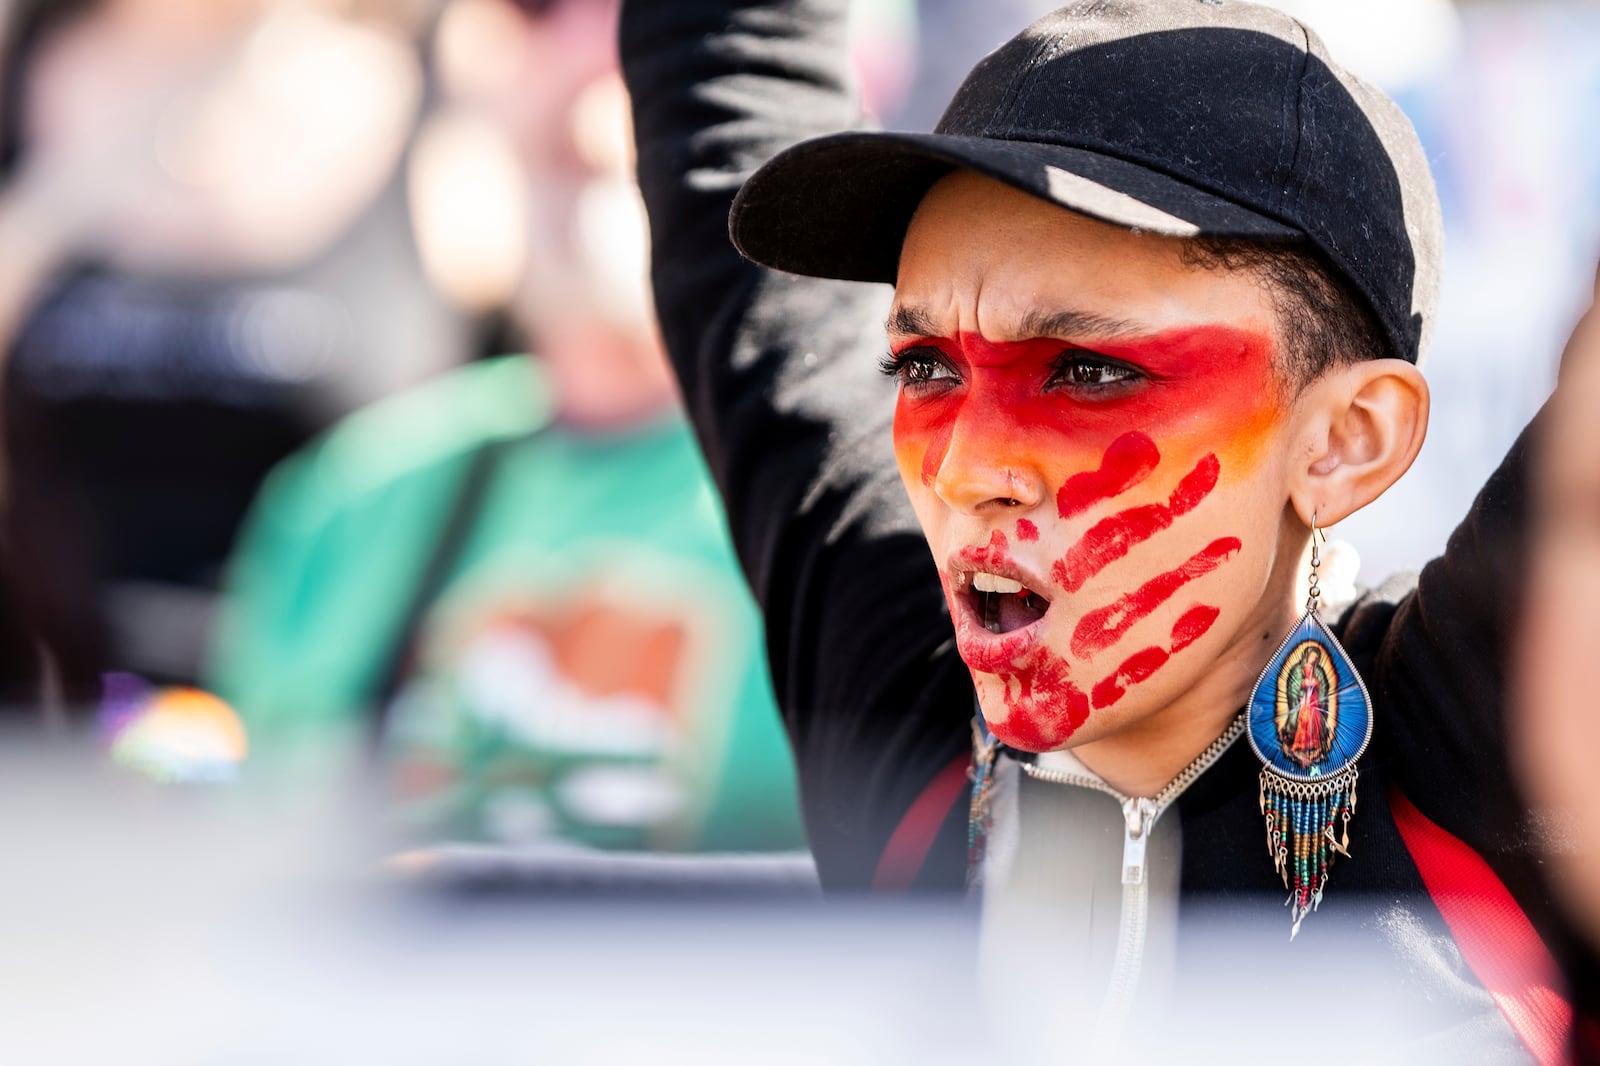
[0,735,1530,1065]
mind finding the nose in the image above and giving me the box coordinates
[931,405,1048,515]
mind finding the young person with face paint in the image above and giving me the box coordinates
[622,0,1594,1057]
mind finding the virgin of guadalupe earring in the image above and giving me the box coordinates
[1245,513,1373,940]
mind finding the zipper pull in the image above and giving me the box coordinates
[1121,797,1158,885]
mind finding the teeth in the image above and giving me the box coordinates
[972,572,1023,595]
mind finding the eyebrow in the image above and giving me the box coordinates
[885,306,940,337]
[886,305,1146,342]
[1017,308,1144,341]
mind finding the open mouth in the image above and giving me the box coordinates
[968,572,1052,634]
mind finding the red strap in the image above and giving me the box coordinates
[872,755,970,892]
[1390,787,1573,1066]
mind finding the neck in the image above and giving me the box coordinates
[1070,541,1305,797]
[1068,656,1262,797]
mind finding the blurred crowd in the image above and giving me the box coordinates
[0,0,1593,881]
[0,0,816,854]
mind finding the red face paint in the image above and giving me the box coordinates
[1056,431,1160,520]
[919,420,954,487]
[1091,646,1170,710]
[989,596,1222,741]
[1086,603,1224,711]
[987,649,1090,750]
[1015,519,1039,542]
[957,529,1009,571]
[891,324,1281,505]
[1169,604,1221,654]
[1052,453,1220,593]
[1072,537,1242,659]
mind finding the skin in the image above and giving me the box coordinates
[889,172,1428,796]
[421,0,673,428]
[1516,266,1600,950]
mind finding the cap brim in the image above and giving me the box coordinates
[729,131,1303,283]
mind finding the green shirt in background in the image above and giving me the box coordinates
[207,355,805,852]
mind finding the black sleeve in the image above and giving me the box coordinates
[1366,407,1565,938]
[620,0,971,888]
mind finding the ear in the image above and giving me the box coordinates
[1287,359,1429,528]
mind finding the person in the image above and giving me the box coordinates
[0,0,466,698]
[206,0,805,856]
[620,0,1593,1058]
[1283,644,1327,768]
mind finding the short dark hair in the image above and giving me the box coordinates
[1180,238,1390,395]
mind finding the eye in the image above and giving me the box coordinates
[881,346,962,394]
[1045,350,1145,394]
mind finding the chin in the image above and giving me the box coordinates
[973,666,1105,753]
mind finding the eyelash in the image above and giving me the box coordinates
[879,347,956,389]
[880,347,1145,395]
[1045,351,1144,392]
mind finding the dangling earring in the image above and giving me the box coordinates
[1246,513,1372,940]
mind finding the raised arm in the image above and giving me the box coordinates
[620,0,971,887]
[1363,320,1588,942]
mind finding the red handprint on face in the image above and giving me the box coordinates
[1053,452,1221,593]
[1054,431,1161,520]
[1071,536,1239,660]
[985,432,1239,749]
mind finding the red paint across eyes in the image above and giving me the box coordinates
[891,325,1281,498]
[1052,453,1220,593]
[1072,537,1242,659]
[891,325,1275,427]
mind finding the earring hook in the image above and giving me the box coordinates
[1307,511,1324,614]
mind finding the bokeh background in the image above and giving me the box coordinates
[0,0,1596,1061]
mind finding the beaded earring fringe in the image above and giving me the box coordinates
[1259,764,1358,938]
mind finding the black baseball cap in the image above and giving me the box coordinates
[730,0,1442,365]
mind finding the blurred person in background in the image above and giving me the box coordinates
[205,0,807,854]
[0,0,472,724]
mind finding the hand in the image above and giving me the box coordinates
[1516,262,1600,948]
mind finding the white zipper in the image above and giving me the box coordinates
[1019,714,1246,1047]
